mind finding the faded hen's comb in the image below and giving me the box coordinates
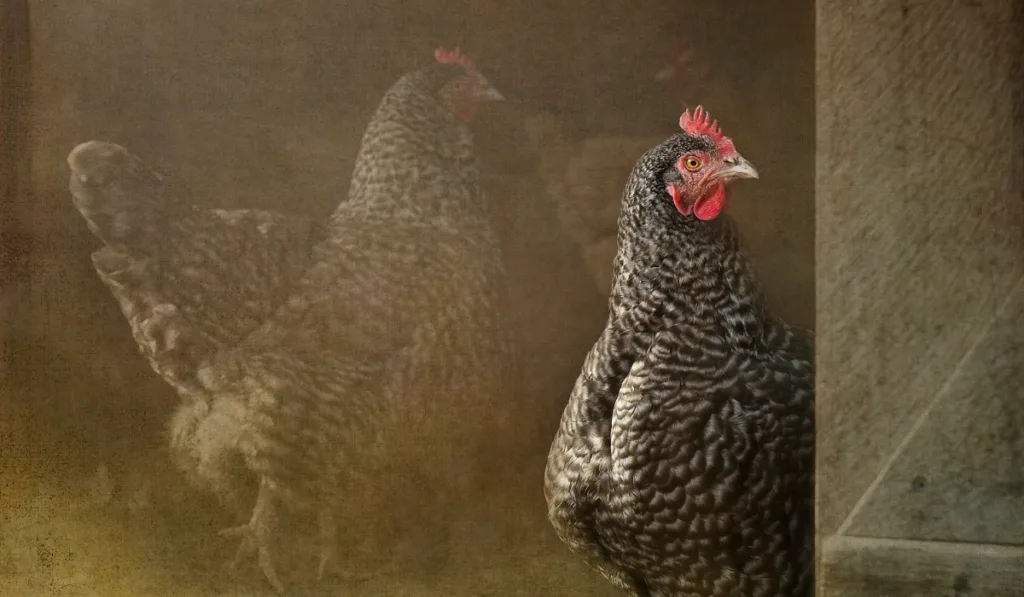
[434,47,476,72]
[679,105,724,142]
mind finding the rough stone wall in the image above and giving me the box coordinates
[816,0,1024,593]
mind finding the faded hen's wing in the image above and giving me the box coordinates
[68,141,324,396]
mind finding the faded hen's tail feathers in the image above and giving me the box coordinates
[67,141,324,404]
[68,141,169,248]
[68,141,215,400]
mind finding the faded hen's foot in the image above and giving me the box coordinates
[316,507,337,582]
[220,479,284,593]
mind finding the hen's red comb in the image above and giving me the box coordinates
[435,47,476,72]
[679,105,724,141]
[672,36,695,57]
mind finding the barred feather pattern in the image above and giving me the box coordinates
[68,60,509,514]
[544,134,814,597]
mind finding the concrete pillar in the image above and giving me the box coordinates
[816,0,1024,594]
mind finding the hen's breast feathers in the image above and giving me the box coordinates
[546,309,814,595]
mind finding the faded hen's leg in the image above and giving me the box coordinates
[316,506,337,582]
[220,478,284,593]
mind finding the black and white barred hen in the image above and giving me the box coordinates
[68,47,507,591]
[544,107,814,597]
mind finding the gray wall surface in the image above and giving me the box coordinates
[816,0,1024,594]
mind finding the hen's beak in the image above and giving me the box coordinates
[475,83,505,102]
[717,155,759,181]
[654,65,675,82]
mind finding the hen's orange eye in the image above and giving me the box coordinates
[684,157,702,171]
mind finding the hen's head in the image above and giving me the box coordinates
[656,106,757,221]
[428,47,503,122]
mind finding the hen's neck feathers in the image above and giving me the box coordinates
[610,143,778,354]
[335,67,488,227]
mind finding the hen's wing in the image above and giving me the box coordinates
[544,325,650,596]
[68,141,325,397]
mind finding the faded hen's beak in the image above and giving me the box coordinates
[717,155,759,181]
[474,82,505,102]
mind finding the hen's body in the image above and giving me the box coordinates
[544,131,814,597]
[68,55,508,589]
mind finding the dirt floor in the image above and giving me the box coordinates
[0,464,619,597]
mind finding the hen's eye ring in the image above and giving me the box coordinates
[684,157,702,171]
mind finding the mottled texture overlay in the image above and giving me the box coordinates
[1,1,813,596]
